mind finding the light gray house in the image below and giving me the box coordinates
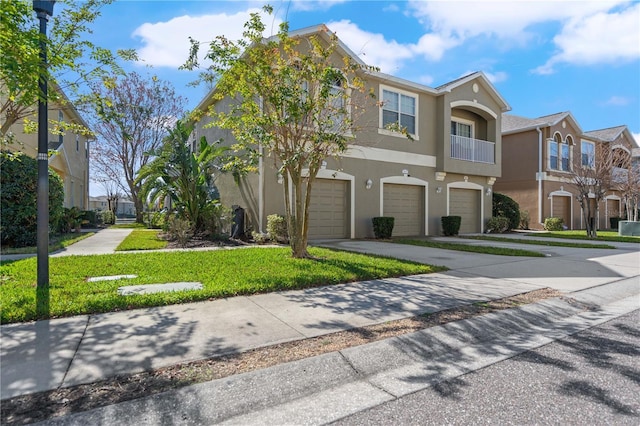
[192,25,511,238]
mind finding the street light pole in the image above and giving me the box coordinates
[33,0,55,314]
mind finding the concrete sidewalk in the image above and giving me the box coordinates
[1,231,639,402]
[36,279,640,425]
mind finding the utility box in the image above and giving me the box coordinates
[618,221,640,236]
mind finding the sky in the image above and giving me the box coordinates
[84,0,640,195]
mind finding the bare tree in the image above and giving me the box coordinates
[614,154,640,222]
[571,141,631,238]
[88,72,185,223]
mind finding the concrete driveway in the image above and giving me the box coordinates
[316,236,640,293]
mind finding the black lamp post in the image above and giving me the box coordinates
[33,0,55,313]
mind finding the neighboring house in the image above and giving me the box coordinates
[496,113,638,230]
[2,86,91,210]
[192,25,510,238]
[88,196,136,217]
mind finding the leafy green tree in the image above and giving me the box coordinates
[1,0,135,142]
[1,151,64,247]
[182,6,375,258]
[492,192,520,231]
[136,120,228,232]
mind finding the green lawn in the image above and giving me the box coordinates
[0,247,444,324]
[0,232,95,255]
[395,238,546,257]
[526,230,640,244]
[116,229,168,251]
[465,235,616,249]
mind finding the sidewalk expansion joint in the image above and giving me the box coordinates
[58,315,91,389]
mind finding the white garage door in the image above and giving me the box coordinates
[308,179,349,239]
[450,188,481,234]
[383,184,424,237]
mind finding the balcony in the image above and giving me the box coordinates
[612,166,628,183]
[451,135,495,164]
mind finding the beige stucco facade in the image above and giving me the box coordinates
[193,25,510,238]
[2,89,91,210]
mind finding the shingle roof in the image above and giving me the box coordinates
[434,72,478,91]
[583,125,627,142]
[502,114,547,133]
[502,111,581,134]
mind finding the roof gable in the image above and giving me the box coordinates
[502,111,582,134]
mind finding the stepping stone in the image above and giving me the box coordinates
[87,274,138,282]
[117,282,203,296]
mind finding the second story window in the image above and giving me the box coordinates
[549,133,571,172]
[380,86,417,137]
[581,140,595,168]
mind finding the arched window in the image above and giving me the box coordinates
[549,132,571,171]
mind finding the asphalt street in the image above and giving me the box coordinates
[333,309,640,425]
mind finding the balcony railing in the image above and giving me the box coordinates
[451,135,495,164]
[612,166,628,183]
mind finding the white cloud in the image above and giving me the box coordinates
[483,71,508,84]
[326,20,415,73]
[408,1,638,71]
[417,74,435,86]
[534,3,640,74]
[133,9,282,68]
[409,1,614,40]
[604,96,632,106]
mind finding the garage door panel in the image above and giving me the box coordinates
[450,188,480,234]
[383,184,423,237]
[308,180,349,239]
[553,196,571,229]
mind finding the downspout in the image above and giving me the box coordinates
[536,127,543,225]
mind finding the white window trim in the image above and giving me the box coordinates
[378,84,419,140]
[581,140,596,168]
[547,138,558,171]
[451,116,475,139]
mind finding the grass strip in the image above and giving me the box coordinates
[465,235,615,249]
[1,288,561,425]
[0,247,444,324]
[526,230,640,244]
[0,232,95,255]
[109,223,148,229]
[395,238,546,257]
[116,229,168,251]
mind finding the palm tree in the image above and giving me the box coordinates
[136,120,228,232]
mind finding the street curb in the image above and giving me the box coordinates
[37,278,639,425]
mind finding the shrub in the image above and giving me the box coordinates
[519,210,530,230]
[201,203,232,237]
[101,210,116,225]
[442,216,461,236]
[0,151,64,247]
[251,231,269,244]
[81,210,99,227]
[486,216,510,233]
[544,217,564,231]
[372,217,394,239]
[493,192,520,231]
[58,207,83,233]
[167,217,193,247]
[267,214,288,243]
